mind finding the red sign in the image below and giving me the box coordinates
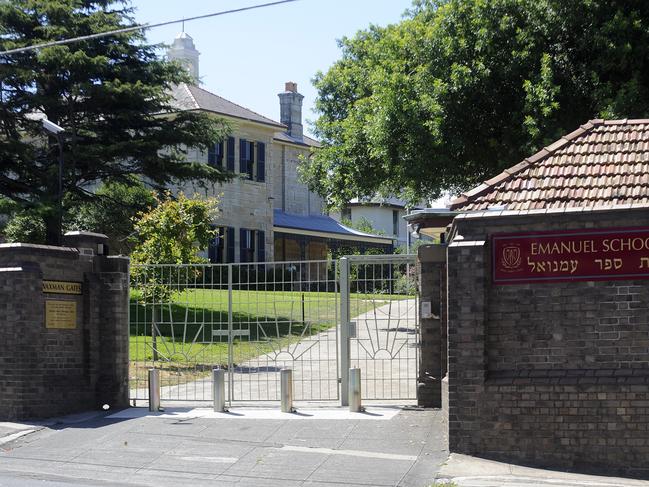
[492,227,649,284]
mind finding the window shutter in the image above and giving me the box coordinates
[239,139,248,175]
[257,142,265,182]
[208,143,216,166]
[257,230,266,262]
[226,227,235,263]
[227,137,235,171]
[240,228,248,262]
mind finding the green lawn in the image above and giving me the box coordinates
[129,288,409,367]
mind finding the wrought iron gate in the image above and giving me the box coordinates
[129,255,418,405]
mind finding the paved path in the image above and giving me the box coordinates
[0,407,447,487]
[133,298,418,404]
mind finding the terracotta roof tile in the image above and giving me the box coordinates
[450,119,649,211]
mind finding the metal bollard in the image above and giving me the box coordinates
[213,368,226,412]
[280,368,294,413]
[349,367,362,412]
[148,368,160,412]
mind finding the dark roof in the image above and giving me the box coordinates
[273,210,393,242]
[170,83,286,129]
[451,119,649,211]
[273,131,321,148]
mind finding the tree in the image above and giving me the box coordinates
[0,0,230,245]
[131,192,218,266]
[303,0,649,207]
[68,178,156,255]
[3,210,46,244]
[130,192,218,302]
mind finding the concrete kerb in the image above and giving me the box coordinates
[436,453,649,487]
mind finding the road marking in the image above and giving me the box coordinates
[179,456,238,463]
[0,429,35,446]
[279,445,417,462]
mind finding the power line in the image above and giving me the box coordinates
[0,0,300,56]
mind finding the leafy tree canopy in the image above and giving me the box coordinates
[67,177,156,254]
[130,192,218,302]
[0,0,230,244]
[131,191,217,266]
[303,0,649,207]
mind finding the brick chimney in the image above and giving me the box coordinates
[278,81,304,140]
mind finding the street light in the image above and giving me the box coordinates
[41,118,65,246]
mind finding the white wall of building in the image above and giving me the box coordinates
[330,205,412,249]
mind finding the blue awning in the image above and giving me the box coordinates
[273,210,393,244]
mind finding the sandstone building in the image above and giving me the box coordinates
[167,32,392,263]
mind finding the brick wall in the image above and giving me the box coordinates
[446,207,649,477]
[0,236,129,421]
[417,245,447,407]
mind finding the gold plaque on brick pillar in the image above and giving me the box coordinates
[45,300,77,329]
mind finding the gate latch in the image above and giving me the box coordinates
[348,321,357,338]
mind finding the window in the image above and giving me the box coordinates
[207,141,223,167]
[257,142,265,182]
[208,226,224,263]
[208,226,234,263]
[393,210,399,237]
[239,139,254,179]
[239,139,266,182]
[240,228,255,263]
[341,207,351,221]
[239,228,265,262]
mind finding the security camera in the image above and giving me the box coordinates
[42,119,65,135]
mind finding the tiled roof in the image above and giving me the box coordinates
[169,83,286,129]
[273,210,393,242]
[450,119,649,211]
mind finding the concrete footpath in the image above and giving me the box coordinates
[0,407,647,487]
[0,406,447,487]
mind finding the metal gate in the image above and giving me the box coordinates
[129,255,417,405]
[339,255,418,404]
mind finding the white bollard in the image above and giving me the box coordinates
[349,367,362,412]
[148,368,160,412]
[280,368,294,413]
[213,368,226,412]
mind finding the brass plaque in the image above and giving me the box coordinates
[45,300,77,329]
[43,280,82,295]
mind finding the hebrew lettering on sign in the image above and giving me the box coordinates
[493,227,649,284]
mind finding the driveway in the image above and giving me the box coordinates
[133,298,418,405]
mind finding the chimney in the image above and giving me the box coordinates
[278,81,304,140]
[167,32,200,83]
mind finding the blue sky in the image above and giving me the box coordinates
[133,0,414,136]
